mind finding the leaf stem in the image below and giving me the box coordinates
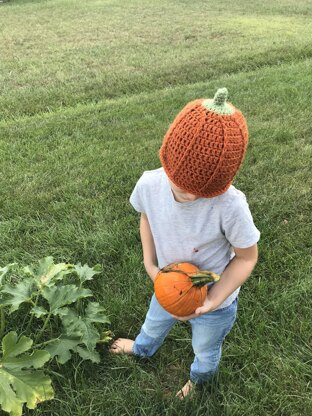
[25,292,40,334]
[0,306,5,340]
[34,312,52,344]
[33,336,61,349]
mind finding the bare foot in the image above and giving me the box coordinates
[176,380,195,400]
[109,338,134,355]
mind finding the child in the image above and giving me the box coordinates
[110,88,260,399]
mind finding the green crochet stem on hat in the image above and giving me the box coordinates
[202,88,234,115]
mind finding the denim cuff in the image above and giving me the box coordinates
[190,369,216,384]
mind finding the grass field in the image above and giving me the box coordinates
[0,0,311,415]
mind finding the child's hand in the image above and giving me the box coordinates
[172,296,216,321]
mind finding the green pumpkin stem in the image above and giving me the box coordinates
[190,271,220,287]
[202,87,234,115]
[160,267,220,287]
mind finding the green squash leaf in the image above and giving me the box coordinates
[61,308,99,351]
[45,336,101,364]
[24,257,74,288]
[85,302,110,324]
[0,264,17,287]
[74,263,102,284]
[45,336,81,364]
[0,382,23,416]
[42,285,92,314]
[75,346,100,363]
[45,304,109,364]
[1,279,35,313]
[30,306,49,318]
[0,332,53,416]
[2,332,32,358]
[61,302,110,355]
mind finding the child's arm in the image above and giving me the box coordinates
[140,213,159,282]
[174,244,258,320]
[201,244,258,311]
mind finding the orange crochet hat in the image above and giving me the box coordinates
[159,88,248,198]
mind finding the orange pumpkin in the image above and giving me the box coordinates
[154,262,220,317]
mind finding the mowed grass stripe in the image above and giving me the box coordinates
[1,0,312,119]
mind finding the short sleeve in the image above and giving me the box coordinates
[129,178,145,213]
[222,192,260,248]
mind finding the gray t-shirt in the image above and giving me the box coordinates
[130,167,260,310]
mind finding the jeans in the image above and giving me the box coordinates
[133,294,238,383]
